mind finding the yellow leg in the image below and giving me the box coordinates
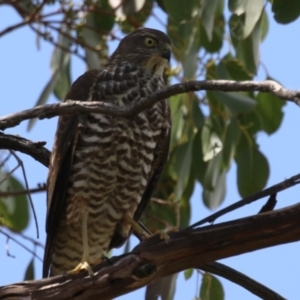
[66,212,93,275]
[123,214,151,240]
[124,215,173,243]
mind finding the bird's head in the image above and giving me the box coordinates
[109,28,171,75]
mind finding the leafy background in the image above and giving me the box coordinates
[1,0,300,299]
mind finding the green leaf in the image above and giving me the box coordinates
[24,258,34,280]
[173,141,193,200]
[145,274,178,300]
[192,97,205,129]
[231,10,262,74]
[260,10,269,42]
[27,68,60,130]
[170,95,185,147]
[180,168,194,228]
[92,0,115,32]
[166,0,203,78]
[203,152,222,191]
[164,0,201,22]
[256,91,285,135]
[201,14,225,53]
[222,118,241,169]
[220,54,253,80]
[192,130,208,184]
[184,268,194,280]
[0,172,29,232]
[203,170,226,210]
[28,29,72,130]
[201,118,223,162]
[201,0,222,41]
[53,56,71,101]
[82,8,110,70]
[200,273,224,300]
[109,0,146,18]
[236,146,269,197]
[272,0,300,24]
[117,0,154,33]
[214,91,256,113]
[228,0,264,38]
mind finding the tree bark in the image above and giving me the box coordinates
[1,202,299,300]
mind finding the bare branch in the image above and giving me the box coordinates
[0,229,42,262]
[0,132,50,167]
[0,186,46,197]
[1,202,298,299]
[1,80,300,130]
[186,172,300,229]
[200,262,285,300]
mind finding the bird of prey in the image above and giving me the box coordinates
[43,28,171,277]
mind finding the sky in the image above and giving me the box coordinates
[1,3,300,300]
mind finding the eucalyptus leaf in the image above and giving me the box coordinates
[272,0,300,24]
[0,171,29,232]
[200,273,224,300]
[24,258,34,280]
[236,146,269,197]
[203,170,226,209]
[214,91,256,113]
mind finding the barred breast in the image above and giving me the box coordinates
[50,64,170,275]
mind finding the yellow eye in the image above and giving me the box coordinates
[144,37,157,47]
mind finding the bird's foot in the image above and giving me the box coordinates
[153,227,179,243]
[66,261,93,276]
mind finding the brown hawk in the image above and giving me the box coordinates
[43,28,171,277]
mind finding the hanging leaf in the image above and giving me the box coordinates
[173,141,193,201]
[0,171,29,232]
[222,118,241,170]
[109,0,146,19]
[145,274,178,300]
[203,170,226,209]
[184,268,194,280]
[201,0,222,41]
[24,258,34,280]
[200,273,224,300]
[214,91,256,113]
[230,10,263,75]
[228,0,263,39]
[236,145,269,197]
[255,91,285,135]
[272,0,300,24]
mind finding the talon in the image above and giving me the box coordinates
[66,261,93,275]
[101,255,113,265]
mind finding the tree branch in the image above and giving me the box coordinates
[1,80,300,130]
[200,262,286,300]
[0,132,50,167]
[1,202,299,299]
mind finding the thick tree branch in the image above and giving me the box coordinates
[1,202,299,300]
[1,80,300,130]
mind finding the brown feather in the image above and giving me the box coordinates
[43,70,98,277]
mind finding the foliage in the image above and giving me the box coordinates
[1,0,300,298]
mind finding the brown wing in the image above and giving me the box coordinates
[43,70,98,277]
[109,103,171,249]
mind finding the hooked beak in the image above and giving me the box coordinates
[161,44,171,62]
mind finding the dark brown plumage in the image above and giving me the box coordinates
[43,28,171,277]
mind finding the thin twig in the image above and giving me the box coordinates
[5,237,16,259]
[1,80,300,130]
[9,151,39,239]
[0,186,46,197]
[185,173,300,230]
[200,262,286,300]
[0,229,42,262]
